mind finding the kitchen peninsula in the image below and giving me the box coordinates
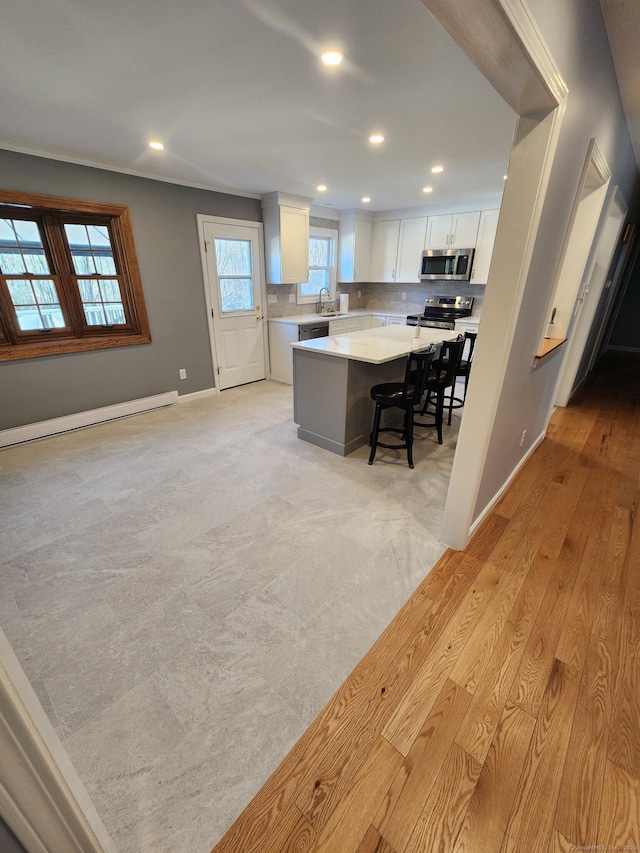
[292,325,457,456]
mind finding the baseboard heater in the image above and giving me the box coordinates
[0,391,178,449]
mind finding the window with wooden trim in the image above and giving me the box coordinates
[0,190,151,361]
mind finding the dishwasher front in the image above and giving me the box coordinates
[298,322,330,341]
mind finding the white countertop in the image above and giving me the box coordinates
[291,324,458,365]
[268,310,405,326]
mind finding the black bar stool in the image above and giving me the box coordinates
[415,335,465,444]
[446,331,477,424]
[368,345,436,468]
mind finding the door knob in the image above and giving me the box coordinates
[256,315,263,321]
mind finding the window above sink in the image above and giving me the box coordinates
[297,226,337,306]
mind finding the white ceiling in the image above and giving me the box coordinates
[0,0,518,213]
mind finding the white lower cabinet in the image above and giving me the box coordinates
[268,320,299,384]
[270,315,374,384]
[370,314,406,327]
[329,315,364,335]
[455,320,480,335]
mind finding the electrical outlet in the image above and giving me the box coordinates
[267,294,277,304]
[288,293,296,302]
[401,292,407,300]
[520,429,527,446]
[358,290,361,298]
[179,368,187,380]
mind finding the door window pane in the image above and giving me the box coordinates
[214,238,254,312]
[214,238,252,276]
[219,278,254,312]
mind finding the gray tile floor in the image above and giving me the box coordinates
[0,379,461,852]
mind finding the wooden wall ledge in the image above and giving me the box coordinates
[535,337,567,359]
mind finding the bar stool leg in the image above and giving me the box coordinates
[436,390,444,444]
[368,403,383,465]
[405,408,415,469]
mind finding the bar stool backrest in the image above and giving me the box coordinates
[403,344,436,406]
[431,335,465,388]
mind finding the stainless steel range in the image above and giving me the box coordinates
[406,295,474,330]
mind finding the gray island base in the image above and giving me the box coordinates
[291,325,456,457]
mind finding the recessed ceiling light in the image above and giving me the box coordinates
[321,50,343,66]
[149,141,164,151]
[504,174,508,180]
[431,165,444,173]
[361,196,371,203]
[316,184,327,192]
[422,186,433,194]
[369,134,385,144]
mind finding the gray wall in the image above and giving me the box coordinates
[0,149,261,431]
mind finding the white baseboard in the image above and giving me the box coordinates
[176,387,217,403]
[0,391,178,449]
[468,428,547,538]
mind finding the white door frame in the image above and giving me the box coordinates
[582,192,627,373]
[196,215,269,390]
[430,0,570,549]
[0,628,116,853]
[591,223,638,364]
[553,185,626,406]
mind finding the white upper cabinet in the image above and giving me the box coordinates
[261,192,311,284]
[425,215,454,250]
[425,211,480,249]
[338,211,372,282]
[396,217,428,283]
[470,209,500,284]
[370,219,400,282]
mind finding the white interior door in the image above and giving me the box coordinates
[201,220,266,390]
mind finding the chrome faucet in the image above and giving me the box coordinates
[317,286,330,314]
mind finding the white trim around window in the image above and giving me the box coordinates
[296,226,337,305]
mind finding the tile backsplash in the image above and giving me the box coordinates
[266,281,485,319]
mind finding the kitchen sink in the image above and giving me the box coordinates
[320,312,348,317]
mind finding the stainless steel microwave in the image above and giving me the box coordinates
[419,248,474,281]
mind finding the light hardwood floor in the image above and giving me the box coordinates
[213,352,640,853]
